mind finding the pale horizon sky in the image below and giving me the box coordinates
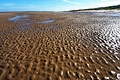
[0,0,120,12]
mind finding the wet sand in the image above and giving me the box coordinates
[77,10,120,13]
[0,12,120,80]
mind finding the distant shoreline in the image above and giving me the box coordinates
[74,9,120,13]
[69,4,120,13]
[1,9,120,14]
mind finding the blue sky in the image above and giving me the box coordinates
[0,0,120,12]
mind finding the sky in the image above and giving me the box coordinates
[0,0,120,12]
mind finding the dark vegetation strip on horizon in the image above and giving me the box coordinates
[70,4,120,12]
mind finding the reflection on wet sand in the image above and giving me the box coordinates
[8,15,56,31]
[37,20,55,23]
[8,15,29,22]
[58,12,120,16]
[0,12,120,80]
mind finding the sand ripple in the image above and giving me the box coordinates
[0,12,120,80]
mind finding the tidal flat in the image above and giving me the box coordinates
[0,12,120,80]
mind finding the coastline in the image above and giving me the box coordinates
[75,9,120,13]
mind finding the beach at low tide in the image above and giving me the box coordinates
[0,11,120,80]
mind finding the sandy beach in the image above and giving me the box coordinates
[0,12,120,80]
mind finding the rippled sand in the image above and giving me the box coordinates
[0,12,120,80]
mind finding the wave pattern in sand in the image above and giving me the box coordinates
[0,12,120,80]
